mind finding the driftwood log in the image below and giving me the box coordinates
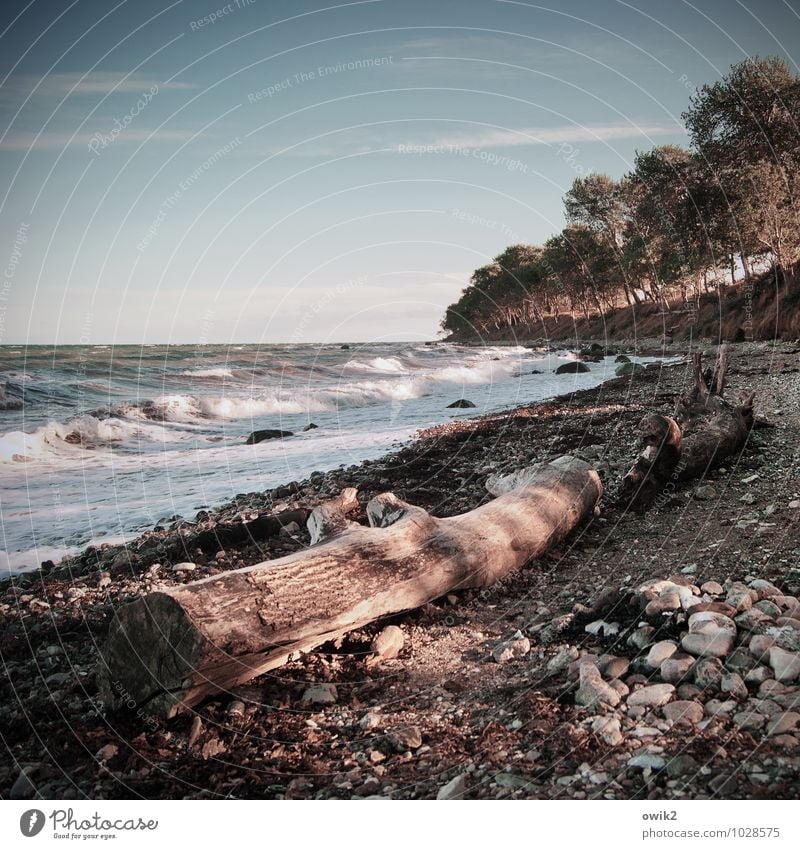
[98,457,601,717]
[620,346,754,507]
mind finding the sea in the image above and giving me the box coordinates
[0,342,654,573]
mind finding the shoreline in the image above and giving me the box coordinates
[3,340,800,799]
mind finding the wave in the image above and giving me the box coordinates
[179,367,236,379]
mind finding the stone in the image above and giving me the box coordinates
[735,608,773,633]
[733,710,766,731]
[608,678,630,698]
[627,683,675,708]
[768,625,800,652]
[96,743,118,762]
[388,725,422,750]
[662,700,704,725]
[759,679,792,698]
[547,645,580,674]
[705,698,737,717]
[584,620,619,637]
[720,672,748,699]
[492,631,530,663]
[749,634,776,658]
[226,700,245,718]
[766,711,800,736]
[677,683,702,700]
[359,712,381,730]
[768,647,800,682]
[744,666,773,685]
[682,632,734,658]
[171,562,197,573]
[302,683,337,705]
[645,592,682,616]
[628,752,665,770]
[245,429,293,444]
[688,610,737,635]
[592,715,623,746]
[628,625,656,650]
[666,754,699,777]
[372,625,405,660]
[575,663,621,711]
[749,579,781,599]
[753,600,782,619]
[9,768,36,800]
[437,773,468,800]
[446,399,476,408]
[694,657,724,690]
[645,640,678,669]
[555,361,590,375]
[597,655,630,680]
[660,655,695,684]
[694,484,717,501]
[701,581,724,595]
[616,361,646,376]
[725,649,757,674]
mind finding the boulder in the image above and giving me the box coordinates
[555,362,590,374]
[447,399,476,408]
[246,429,294,444]
[615,362,645,376]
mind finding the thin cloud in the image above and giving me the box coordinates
[1,128,198,152]
[1,71,194,102]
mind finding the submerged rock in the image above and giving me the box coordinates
[246,429,294,444]
[447,399,476,408]
[555,362,590,375]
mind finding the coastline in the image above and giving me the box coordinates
[2,339,800,799]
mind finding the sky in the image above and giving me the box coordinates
[1,0,799,345]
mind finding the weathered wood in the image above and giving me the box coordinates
[619,347,754,507]
[98,457,602,717]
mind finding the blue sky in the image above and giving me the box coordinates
[1,0,799,344]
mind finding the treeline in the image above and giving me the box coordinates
[441,57,800,338]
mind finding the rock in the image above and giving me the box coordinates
[645,640,678,669]
[662,700,704,725]
[575,663,621,711]
[628,752,665,770]
[720,672,748,699]
[615,354,631,363]
[733,710,766,731]
[615,362,645,376]
[701,581,724,595]
[359,712,381,730]
[608,678,630,698]
[592,715,623,746]
[767,625,800,652]
[693,484,717,501]
[9,768,36,800]
[388,725,422,750]
[547,645,579,674]
[584,619,619,637]
[372,625,405,660]
[628,625,656,650]
[735,608,773,632]
[753,600,782,619]
[725,648,758,674]
[694,657,725,690]
[749,579,781,598]
[627,683,675,708]
[660,654,695,684]
[96,743,118,762]
[645,592,682,616]
[759,679,792,698]
[491,630,530,663]
[45,672,72,687]
[744,665,773,685]
[768,647,800,682]
[246,429,294,444]
[302,423,319,431]
[447,399,476,409]
[750,634,776,658]
[677,683,703,700]
[555,361,590,374]
[766,711,800,735]
[682,632,734,658]
[171,562,197,573]
[437,773,468,800]
[188,715,203,747]
[227,700,245,718]
[705,698,738,717]
[597,655,630,680]
[666,754,698,777]
[302,683,338,705]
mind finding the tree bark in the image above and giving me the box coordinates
[99,457,602,717]
[619,346,754,508]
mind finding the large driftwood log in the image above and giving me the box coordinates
[99,457,601,717]
[620,346,754,507]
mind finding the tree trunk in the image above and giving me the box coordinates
[99,457,602,717]
[619,346,754,508]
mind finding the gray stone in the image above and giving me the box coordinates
[437,773,468,800]
[645,640,678,669]
[660,655,695,684]
[733,710,766,731]
[492,631,530,663]
[388,725,423,750]
[171,562,197,573]
[662,700,703,725]
[627,683,675,708]
[753,600,782,619]
[645,592,682,616]
[704,698,737,717]
[767,711,800,735]
[682,632,734,658]
[9,768,36,800]
[749,579,781,599]
[628,625,656,650]
[767,625,800,652]
[735,608,773,633]
[694,657,725,690]
[584,620,620,637]
[628,752,665,770]
[701,581,724,595]
[575,663,621,711]
[666,754,699,777]
[749,634,776,658]
[547,645,579,674]
[693,485,717,501]
[768,647,800,682]
[592,714,623,746]
[302,683,338,705]
[597,655,630,680]
[721,672,748,699]
[744,665,773,685]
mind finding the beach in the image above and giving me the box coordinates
[3,339,800,799]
